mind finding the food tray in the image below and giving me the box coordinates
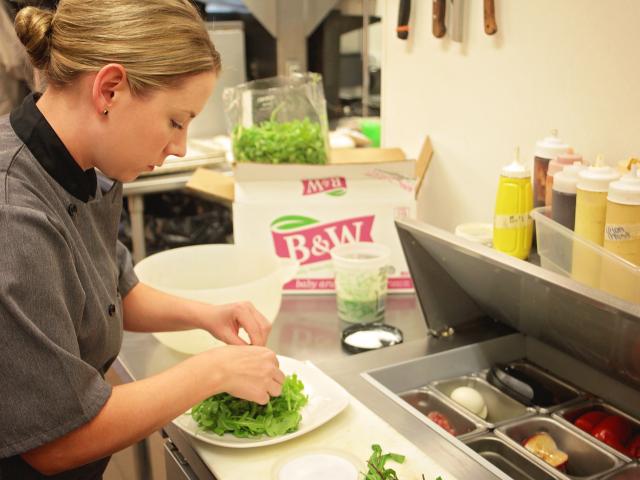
[398,388,485,440]
[553,400,640,463]
[600,464,640,479]
[464,433,560,480]
[479,360,584,413]
[496,415,624,479]
[430,375,534,428]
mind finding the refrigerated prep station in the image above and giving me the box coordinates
[115,216,640,480]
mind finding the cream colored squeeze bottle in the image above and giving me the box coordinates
[601,166,640,303]
[572,157,621,288]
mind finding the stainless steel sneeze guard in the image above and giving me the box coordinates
[394,217,640,390]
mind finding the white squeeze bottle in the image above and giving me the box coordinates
[572,156,621,289]
[601,165,640,303]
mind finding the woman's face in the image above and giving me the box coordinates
[96,71,216,182]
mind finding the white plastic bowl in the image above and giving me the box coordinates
[134,244,298,354]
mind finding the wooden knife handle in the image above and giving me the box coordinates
[484,0,498,35]
[432,0,446,38]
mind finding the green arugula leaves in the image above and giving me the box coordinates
[364,444,406,480]
[232,117,327,165]
[363,445,444,480]
[190,374,308,438]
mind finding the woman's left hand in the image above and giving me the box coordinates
[200,301,272,347]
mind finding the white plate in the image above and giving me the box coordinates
[172,356,350,448]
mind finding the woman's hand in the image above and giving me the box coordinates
[201,301,272,347]
[205,346,285,404]
[122,284,272,346]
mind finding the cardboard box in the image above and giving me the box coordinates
[187,137,432,294]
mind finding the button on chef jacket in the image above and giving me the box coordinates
[0,93,139,479]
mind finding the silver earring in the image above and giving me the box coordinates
[103,108,109,116]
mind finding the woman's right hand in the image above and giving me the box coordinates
[203,346,285,405]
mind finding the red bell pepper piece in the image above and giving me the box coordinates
[574,411,607,434]
[592,415,632,451]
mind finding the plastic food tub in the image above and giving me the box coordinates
[531,207,639,304]
[134,244,298,354]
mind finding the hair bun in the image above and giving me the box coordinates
[14,6,54,70]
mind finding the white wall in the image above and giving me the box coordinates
[381,0,640,231]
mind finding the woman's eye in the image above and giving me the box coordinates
[170,120,184,130]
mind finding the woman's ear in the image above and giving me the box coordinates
[91,64,129,117]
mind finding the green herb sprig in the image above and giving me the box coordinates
[190,374,308,438]
[363,444,406,480]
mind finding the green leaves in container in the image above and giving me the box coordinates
[190,374,308,438]
[233,114,327,165]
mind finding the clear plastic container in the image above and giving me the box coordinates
[531,207,640,304]
[223,73,330,165]
[330,242,390,323]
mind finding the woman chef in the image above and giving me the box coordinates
[0,1,284,478]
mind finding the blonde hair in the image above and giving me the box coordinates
[14,0,221,95]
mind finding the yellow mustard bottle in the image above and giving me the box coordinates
[601,166,640,303]
[493,148,533,260]
[572,158,621,288]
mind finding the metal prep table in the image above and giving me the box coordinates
[113,293,515,480]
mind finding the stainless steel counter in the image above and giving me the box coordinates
[114,294,514,479]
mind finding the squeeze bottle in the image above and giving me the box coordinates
[601,166,640,303]
[551,163,586,231]
[493,148,533,260]
[572,157,621,288]
[533,130,570,208]
[545,153,583,208]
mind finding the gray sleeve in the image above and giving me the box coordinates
[116,240,138,297]
[0,206,112,458]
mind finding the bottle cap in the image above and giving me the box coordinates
[501,147,530,178]
[608,165,640,205]
[534,130,570,160]
[577,156,621,193]
[553,163,587,194]
[547,154,583,177]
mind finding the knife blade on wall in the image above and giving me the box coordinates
[449,0,464,43]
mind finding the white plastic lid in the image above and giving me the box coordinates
[547,154,583,177]
[501,147,530,178]
[553,163,586,194]
[608,166,640,205]
[578,164,621,193]
[274,451,359,480]
[535,130,570,160]
[330,242,390,271]
[454,223,493,247]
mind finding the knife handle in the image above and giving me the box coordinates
[432,0,446,38]
[484,0,498,35]
[396,0,411,40]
